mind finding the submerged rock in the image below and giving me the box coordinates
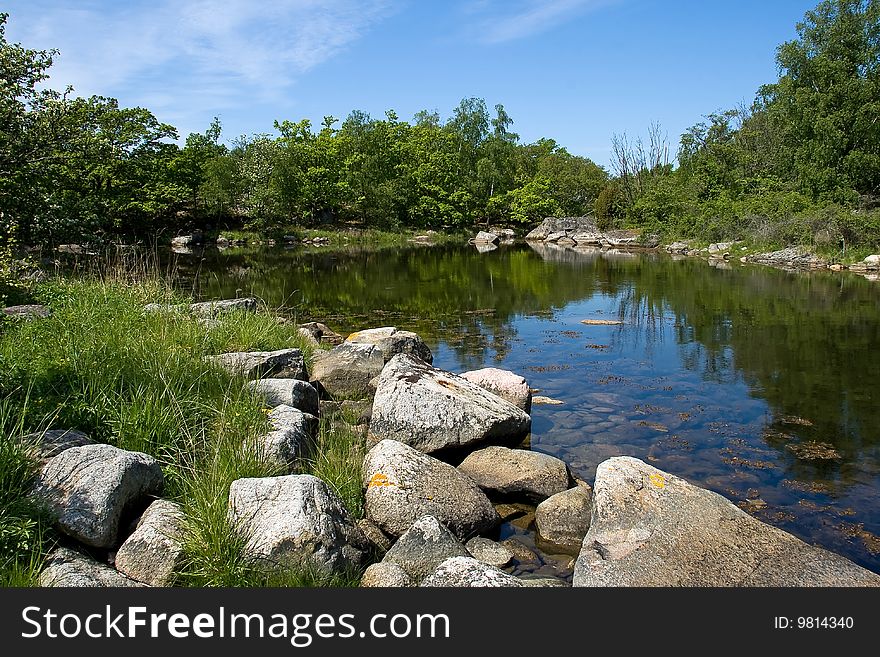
[362,439,498,540]
[573,456,880,586]
[228,474,370,572]
[31,444,164,548]
[369,354,531,454]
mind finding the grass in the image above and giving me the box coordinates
[0,265,367,587]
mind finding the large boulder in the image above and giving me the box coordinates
[247,405,318,471]
[459,367,531,413]
[207,349,307,380]
[421,556,524,587]
[382,515,470,582]
[190,297,257,317]
[457,446,570,503]
[362,439,498,540]
[369,354,531,454]
[574,457,880,587]
[228,474,370,572]
[114,499,186,587]
[39,548,147,587]
[31,444,164,548]
[247,379,319,415]
[309,342,386,399]
[535,484,593,551]
[345,327,433,364]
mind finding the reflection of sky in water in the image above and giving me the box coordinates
[185,243,880,573]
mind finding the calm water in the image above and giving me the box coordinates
[174,241,880,574]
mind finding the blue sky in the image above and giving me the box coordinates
[6,0,819,168]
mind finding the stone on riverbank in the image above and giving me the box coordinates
[573,456,880,586]
[31,444,164,548]
[460,367,531,413]
[114,499,185,587]
[40,547,147,587]
[207,349,307,380]
[228,474,370,572]
[247,378,319,415]
[369,354,531,454]
[535,484,592,552]
[458,446,570,503]
[309,342,385,399]
[421,556,524,587]
[362,439,498,540]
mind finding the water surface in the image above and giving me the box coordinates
[176,241,880,574]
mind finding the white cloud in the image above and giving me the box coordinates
[463,0,617,44]
[4,0,396,132]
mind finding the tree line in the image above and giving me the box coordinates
[1,0,878,254]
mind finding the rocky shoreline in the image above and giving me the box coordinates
[26,301,880,588]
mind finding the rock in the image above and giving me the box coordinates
[22,429,92,461]
[189,297,257,317]
[247,379,319,415]
[535,484,593,551]
[227,474,370,572]
[465,537,513,567]
[345,326,433,364]
[369,354,531,454]
[357,518,394,553]
[39,548,147,587]
[381,515,470,582]
[31,444,163,548]
[573,456,880,586]
[458,446,570,503]
[207,349,307,380]
[298,322,344,346]
[114,499,185,586]
[363,439,498,540]
[460,367,532,413]
[248,405,318,471]
[360,562,413,587]
[473,231,500,245]
[421,556,524,587]
[309,342,386,399]
[2,304,51,320]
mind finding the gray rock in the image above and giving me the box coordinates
[189,298,257,317]
[466,537,513,567]
[535,484,593,551]
[2,304,51,320]
[115,500,185,586]
[473,231,500,245]
[369,354,531,454]
[248,379,319,415]
[457,446,570,503]
[31,444,164,548]
[383,515,470,582]
[39,547,147,587]
[228,474,370,572]
[246,404,318,472]
[573,457,880,587]
[363,439,498,540]
[357,517,393,553]
[345,326,433,364]
[309,342,386,399]
[22,429,92,461]
[360,562,413,587]
[207,349,307,380]
[421,556,524,587]
[459,367,531,413]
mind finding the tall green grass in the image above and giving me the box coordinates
[0,270,365,587]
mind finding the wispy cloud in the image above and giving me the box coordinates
[5,0,396,132]
[462,0,617,44]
